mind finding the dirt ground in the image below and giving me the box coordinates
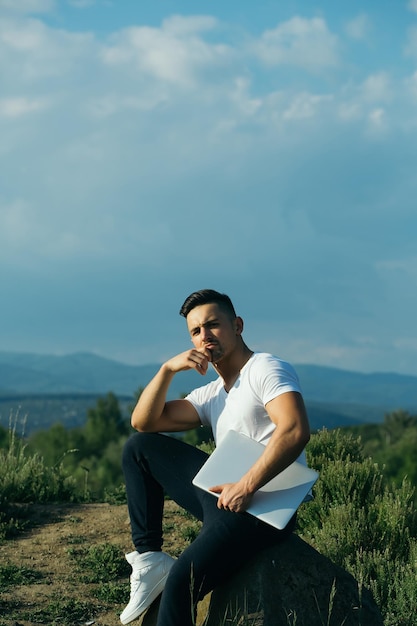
[0,501,204,626]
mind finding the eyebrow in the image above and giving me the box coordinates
[189,316,219,335]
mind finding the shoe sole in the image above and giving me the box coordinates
[120,570,171,625]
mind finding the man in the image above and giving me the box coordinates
[121,289,310,626]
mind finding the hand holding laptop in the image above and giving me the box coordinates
[208,481,254,513]
[192,430,318,530]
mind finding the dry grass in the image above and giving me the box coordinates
[0,500,203,626]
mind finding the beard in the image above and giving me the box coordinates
[206,343,224,364]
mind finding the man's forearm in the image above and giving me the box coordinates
[242,428,308,495]
[131,364,175,431]
[241,391,311,494]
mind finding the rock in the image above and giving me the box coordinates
[204,534,383,626]
[138,597,161,625]
[138,534,383,625]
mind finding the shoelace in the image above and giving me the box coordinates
[129,565,152,595]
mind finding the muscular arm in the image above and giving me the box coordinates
[131,348,211,433]
[210,391,310,512]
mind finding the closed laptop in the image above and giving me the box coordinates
[192,429,318,530]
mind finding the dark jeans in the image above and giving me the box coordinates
[122,432,295,626]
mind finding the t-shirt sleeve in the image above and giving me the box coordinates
[185,381,218,427]
[252,355,302,406]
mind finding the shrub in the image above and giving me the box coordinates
[298,428,417,624]
[0,419,80,539]
[0,424,78,506]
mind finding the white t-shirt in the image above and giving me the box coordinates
[185,352,306,464]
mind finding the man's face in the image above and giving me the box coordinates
[186,303,240,364]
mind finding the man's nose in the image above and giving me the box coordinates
[200,327,212,342]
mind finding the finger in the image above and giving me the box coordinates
[195,357,209,374]
[196,349,212,365]
[195,361,207,375]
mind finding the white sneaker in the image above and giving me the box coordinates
[120,551,176,625]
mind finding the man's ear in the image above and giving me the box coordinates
[235,316,244,335]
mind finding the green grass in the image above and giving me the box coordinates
[0,563,44,590]
[66,540,129,620]
[20,596,99,626]
[68,541,130,583]
[180,520,201,543]
[94,580,128,603]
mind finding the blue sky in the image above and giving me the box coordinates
[1,0,417,376]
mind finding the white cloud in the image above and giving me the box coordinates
[345,14,371,40]
[336,72,392,128]
[406,70,417,100]
[377,256,417,281]
[405,24,417,59]
[68,0,96,7]
[0,195,110,264]
[101,17,231,87]
[0,7,416,376]
[348,73,391,133]
[408,0,417,13]
[393,337,417,352]
[1,17,45,51]
[338,100,361,121]
[0,0,54,12]
[227,77,262,116]
[252,16,339,69]
[0,96,49,117]
[161,14,218,36]
[0,199,38,252]
[85,91,169,118]
[361,72,391,102]
[283,92,333,120]
[252,323,392,374]
[0,15,415,272]
[0,16,95,81]
[367,107,387,132]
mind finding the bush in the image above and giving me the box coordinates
[298,428,417,625]
[0,419,80,539]
[0,425,77,506]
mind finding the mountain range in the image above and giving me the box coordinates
[1,351,416,434]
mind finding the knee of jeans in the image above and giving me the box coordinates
[122,431,155,464]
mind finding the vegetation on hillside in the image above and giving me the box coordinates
[3,392,414,503]
[23,392,132,499]
[297,428,417,625]
[1,395,417,624]
[343,409,417,491]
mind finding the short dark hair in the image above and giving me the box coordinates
[179,289,237,319]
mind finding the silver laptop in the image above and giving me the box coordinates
[192,429,318,530]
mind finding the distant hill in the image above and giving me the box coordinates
[1,351,416,434]
[0,351,213,398]
[295,364,417,409]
